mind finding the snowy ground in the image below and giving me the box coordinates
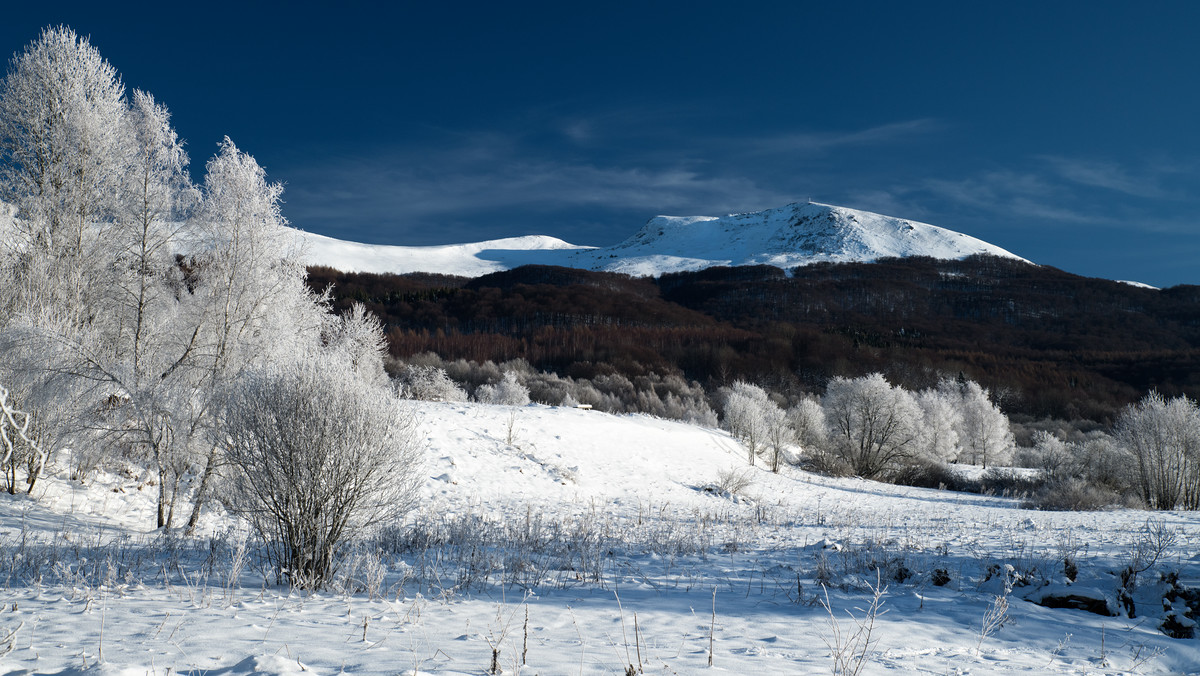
[2,401,1200,674]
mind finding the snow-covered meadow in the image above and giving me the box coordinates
[3,401,1199,675]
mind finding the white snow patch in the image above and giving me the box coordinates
[1118,279,1160,290]
[296,230,592,276]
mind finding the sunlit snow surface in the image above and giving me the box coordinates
[3,401,1200,674]
[299,202,1030,277]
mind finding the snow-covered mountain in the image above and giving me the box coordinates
[298,201,1029,277]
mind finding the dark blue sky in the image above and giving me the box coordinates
[4,2,1200,286]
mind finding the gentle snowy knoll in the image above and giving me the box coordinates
[2,401,1199,674]
[296,231,592,276]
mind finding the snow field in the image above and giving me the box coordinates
[2,401,1199,674]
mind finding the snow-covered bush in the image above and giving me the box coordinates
[706,466,754,497]
[1116,392,1200,510]
[1069,435,1137,496]
[1025,478,1122,512]
[475,371,530,406]
[396,364,469,402]
[1026,431,1072,482]
[222,354,422,588]
[662,391,719,427]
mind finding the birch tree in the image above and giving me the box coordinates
[0,25,127,323]
[944,379,1012,468]
[182,136,328,533]
[722,381,775,466]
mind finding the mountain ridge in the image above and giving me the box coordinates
[297,201,1030,278]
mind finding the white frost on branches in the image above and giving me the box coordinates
[0,384,40,473]
[476,371,531,407]
[223,353,422,588]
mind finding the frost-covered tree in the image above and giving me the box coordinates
[722,381,777,466]
[323,302,389,387]
[0,28,382,535]
[96,90,199,525]
[1117,392,1200,510]
[763,401,793,472]
[0,30,196,510]
[476,371,531,407]
[916,388,961,464]
[111,89,196,370]
[0,25,127,322]
[182,136,328,533]
[823,373,922,479]
[787,396,827,456]
[1,383,43,494]
[189,136,325,375]
[944,379,1013,468]
[222,353,421,588]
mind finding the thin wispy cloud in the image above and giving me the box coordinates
[282,145,796,245]
[1038,156,1169,199]
[751,119,943,156]
[282,114,947,242]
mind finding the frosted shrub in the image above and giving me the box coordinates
[1116,392,1200,510]
[476,372,530,406]
[707,466,754,496]
[1026,478,1121,511]
[1028,431,1072,481]
[223,355,422,588]
[1072,436,1137,495]
[663,391,719,427]
[397,364,469,402]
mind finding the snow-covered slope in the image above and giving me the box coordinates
[296,230,592,276]
[5,401,1199,674]
[574,201,1028,275]
[299,201,1029,278]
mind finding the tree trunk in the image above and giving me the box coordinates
[185,445,219,535]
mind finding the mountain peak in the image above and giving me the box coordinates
[586,201,1027,276]
[298,201,1029,277]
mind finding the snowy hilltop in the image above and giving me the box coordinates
[298,201,1030,277]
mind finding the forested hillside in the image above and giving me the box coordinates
[311,256,1200,421]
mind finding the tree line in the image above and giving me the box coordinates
[314,259,1200,422]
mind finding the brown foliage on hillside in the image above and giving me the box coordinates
[309,258,1200,422]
